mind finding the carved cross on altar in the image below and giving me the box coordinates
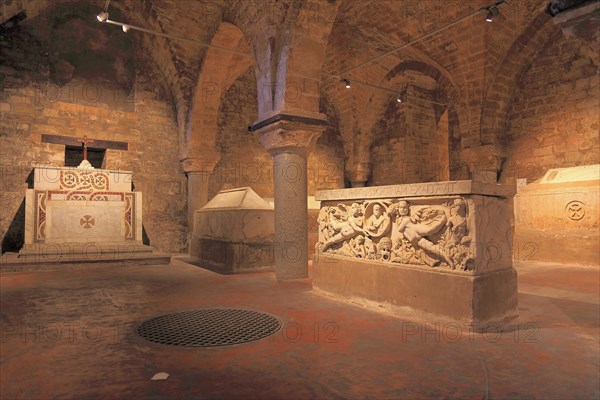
[77,135,95,161]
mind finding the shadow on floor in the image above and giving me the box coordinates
[517,292,600,330]
[1,198,25,254]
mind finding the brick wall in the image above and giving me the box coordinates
[211,68,344,200]
[503,34,599,183]
[0,28,187,253]
[370,91,450,185]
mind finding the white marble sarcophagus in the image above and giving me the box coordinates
[313,180,518,327]
[19,165,149,260]
[189,187,275,273]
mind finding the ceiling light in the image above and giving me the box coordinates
[122,24,130,32]
[397,84,408,103]
[97,11,109,22]
[485,6,499,22]
[344,79,351,89]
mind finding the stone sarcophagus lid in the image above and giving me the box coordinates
[313,180,518,327]
[20,165,149,260]
[190,187,275,273]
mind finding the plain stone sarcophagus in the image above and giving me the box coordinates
[514,165,599,266]
[313,180,518,327]
[190,187,275,273]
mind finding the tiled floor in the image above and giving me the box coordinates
[1,258,598,399]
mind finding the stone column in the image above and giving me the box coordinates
[180,156,219,232]
[253,116,327,280]
[186,172,211,227]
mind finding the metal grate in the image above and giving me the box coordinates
[136,308,281,347]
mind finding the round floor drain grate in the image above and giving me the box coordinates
[136,308,281,347]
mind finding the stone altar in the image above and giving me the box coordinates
[19,165,150,261]
[313,180,518,327]
[189,187,275,273]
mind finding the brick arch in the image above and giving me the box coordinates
[321,47,466,185]
[479,11,555,146]
[183,22,254,162]
[359,59,462,134]
[385,61,458,98]
[358,60,463,174]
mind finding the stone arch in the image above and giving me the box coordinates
[183,22,254,165]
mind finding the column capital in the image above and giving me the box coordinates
[345,161,371,187]
[252,112,328,155]
[180,154,220,174]
[461,144,507,183]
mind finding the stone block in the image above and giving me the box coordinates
[314,255,517,326]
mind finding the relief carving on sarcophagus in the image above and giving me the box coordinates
[317,197,475,271]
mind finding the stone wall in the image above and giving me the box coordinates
[503,34,599,183]
[0,22,187,254]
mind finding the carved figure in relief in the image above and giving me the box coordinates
[364,236,376,259]
[377,237,392,261]
[363,202,390,238]
[445,198,469,246]
[392,200,455,268]
[316,197,473,271]
[349,235,367,258]
[444,198,472,270]
[321,202,365,252]
[366,204,385,234]
[317,207,331,241]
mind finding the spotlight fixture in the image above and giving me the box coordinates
[485,6,499,22]
[344,79,351,89]
[97,11,109,22]
[396,84,408,103]
[122,24,130,32]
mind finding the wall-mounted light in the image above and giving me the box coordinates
[344,79,351,89]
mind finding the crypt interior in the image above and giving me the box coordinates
[0,0,599,399]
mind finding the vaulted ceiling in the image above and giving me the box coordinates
[1,0,578,164]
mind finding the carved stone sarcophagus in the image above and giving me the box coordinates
[313,180,518,327]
